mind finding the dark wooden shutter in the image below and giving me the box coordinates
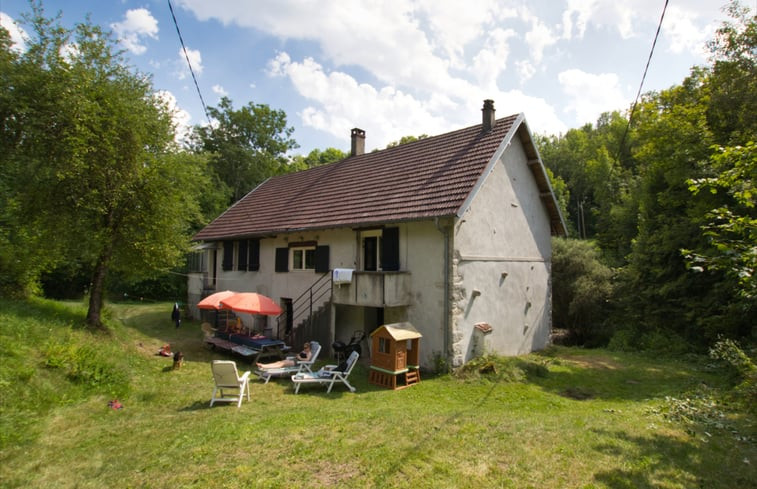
[275,247,289,272]
[222,241,234,271]
[314,245,330,273]
[382,227,400,271]
[248,239,260,271]
[237,239,248,271]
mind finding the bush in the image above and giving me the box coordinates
[552,237,615,346]
[709,337,757,412]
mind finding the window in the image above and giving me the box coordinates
[291,246,316,270]
[378,337,390,354]
[275,243,329,273]
[361,227,399,271]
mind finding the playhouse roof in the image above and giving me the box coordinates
[371,322,422,341]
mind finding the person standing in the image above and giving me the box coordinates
[171,302,181,329]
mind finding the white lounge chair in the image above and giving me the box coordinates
[210,360,251,408]
[291,350,359,394]
[255,341,322,384]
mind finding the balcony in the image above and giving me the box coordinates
[331,271,411,307]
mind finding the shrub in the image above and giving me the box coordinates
[551,237,615,346]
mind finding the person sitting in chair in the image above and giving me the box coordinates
[257,342,311,370]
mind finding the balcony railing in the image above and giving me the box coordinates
[331,271,411,307]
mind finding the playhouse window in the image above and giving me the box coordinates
[378,337,390,354]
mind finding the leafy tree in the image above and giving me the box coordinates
[685,142,757,298]
[551,238,614,346]
[706,1,757,144]
[288,147,346,172]
[1,4,209,327]
[385,134,429,148]
[191,97,298,203]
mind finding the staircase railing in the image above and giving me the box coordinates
[276,272,332,345]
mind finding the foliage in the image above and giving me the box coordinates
[287,147,347,172]
[0,3,210,328]
[551,237,614,346]
[709,337,757,411]
[685,142,757,298]
[190,96,298,203]
[385,133,429,148]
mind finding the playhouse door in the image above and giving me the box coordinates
[396,349,406,371]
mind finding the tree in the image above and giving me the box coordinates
[1,4,209,327]
[385,134,428,148]
[551,238,614,346]
[686,142,757,298]
[287,147,347,172]
[191,97,298,203]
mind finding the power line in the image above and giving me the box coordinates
[616,0,669,162]
[167,0,210,124]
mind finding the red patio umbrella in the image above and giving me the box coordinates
[197,290,237,310]
[220,292,283,316]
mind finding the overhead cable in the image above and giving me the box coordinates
[617,0,669,161]
[167,0,211,124]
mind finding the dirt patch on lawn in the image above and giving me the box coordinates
[561,354,622,371]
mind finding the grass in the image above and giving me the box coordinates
[1,298,755,489]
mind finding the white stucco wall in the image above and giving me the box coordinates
[451,136,554,366]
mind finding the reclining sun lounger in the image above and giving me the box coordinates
[255,341,321,384]
[291,350,359,394]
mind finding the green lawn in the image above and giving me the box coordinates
[1,299,754,489]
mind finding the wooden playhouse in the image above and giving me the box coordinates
[368,322,422,390]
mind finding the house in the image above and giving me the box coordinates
[189,100,567,370]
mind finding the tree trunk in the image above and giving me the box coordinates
[86,244,113,329]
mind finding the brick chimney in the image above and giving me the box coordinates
[482,99,495,131]
[351,128,365,156]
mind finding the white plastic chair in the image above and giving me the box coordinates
[291,350,359,394]
[210,360,251,408]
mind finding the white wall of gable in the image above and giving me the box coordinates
[451,137,553,365]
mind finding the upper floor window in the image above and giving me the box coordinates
[291,246,316,271]
[360,227,400,271]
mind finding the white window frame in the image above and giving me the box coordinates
[290,245,316,271]
[361,229,383,271]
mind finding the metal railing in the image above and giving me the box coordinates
[276,272,332,345]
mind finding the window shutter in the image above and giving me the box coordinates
[222,241,234,271]
[237,239,248,271]
[314,245,330,273]
[275,247,289,272]
[248,239,260,271]
[382,227,400,271]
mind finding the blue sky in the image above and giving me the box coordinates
[1,0,733,155]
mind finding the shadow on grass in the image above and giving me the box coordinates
[179,400,214,412]
[589,427,756,489]
[370,381,500,485]
[528,349,712,402]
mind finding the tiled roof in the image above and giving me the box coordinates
[193,114,565,241]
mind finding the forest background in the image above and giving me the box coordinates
[0,1,754,354]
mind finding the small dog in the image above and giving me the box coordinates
[173,351,184,370]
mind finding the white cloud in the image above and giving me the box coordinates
[472,28,516,90]
[212,84,228,98]
[558,69,628,125]
[663,5,713,57]
[176,47,203,80]
[523,10,558,63]
[155,90,193,144]
[110,8,159,55]
[0,12,28,52]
